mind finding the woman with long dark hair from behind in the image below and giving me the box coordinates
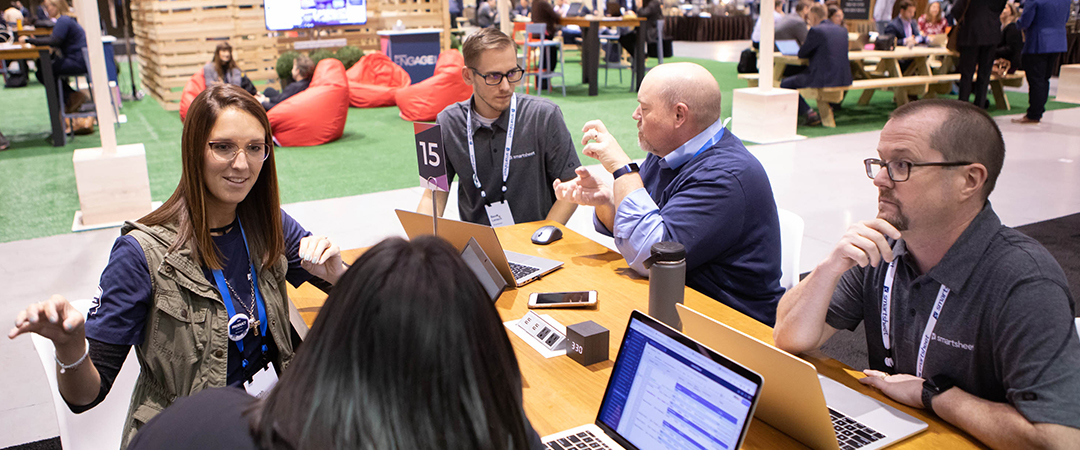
[126,236,543,450]
[8,84,347,447]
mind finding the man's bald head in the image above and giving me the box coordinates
[640,63,723,133]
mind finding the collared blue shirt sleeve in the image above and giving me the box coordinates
[613,187,665,276]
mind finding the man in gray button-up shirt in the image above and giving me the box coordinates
[773,99,1080,448]
[417,28,581,226]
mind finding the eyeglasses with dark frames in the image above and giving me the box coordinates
[469,66,525,86]
[864,158,974,182]
[208,141,271,162]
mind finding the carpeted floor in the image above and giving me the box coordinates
[820,213,1080,370]
[1,438,60,450]
[1,53,1077,243]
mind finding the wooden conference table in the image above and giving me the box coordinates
[286,222,983,449]
[559,16,646,96]
[0,42,66,146]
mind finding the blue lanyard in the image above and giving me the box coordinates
[210,217,268,354]
[689,126,726,162]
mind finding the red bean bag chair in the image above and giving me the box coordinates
[346,52,411,108]
[394,49,473,122]
[178,69,206,122]
[267,58,350,147]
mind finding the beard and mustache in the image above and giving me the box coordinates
[877,188,909,231]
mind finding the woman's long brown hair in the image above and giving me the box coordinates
[139,84,283,271]
[212,41,240,83]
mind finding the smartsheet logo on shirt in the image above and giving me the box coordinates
[512,151,536,160]
[932,333,974,351]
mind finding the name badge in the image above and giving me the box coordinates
[244,362,279,398]
[485,200,515,227]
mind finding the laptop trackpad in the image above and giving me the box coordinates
[818,374,879,417]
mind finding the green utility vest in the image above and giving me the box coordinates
[118,221,295,448]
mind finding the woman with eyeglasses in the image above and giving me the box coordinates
[8,84,348,447]
[126,236,545,450]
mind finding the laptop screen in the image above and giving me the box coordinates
[460,237,508,301]
[776,39,800,56]
[597,312,761,450]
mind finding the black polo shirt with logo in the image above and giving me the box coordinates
[436,94,581,225]
[826,204,1080,428]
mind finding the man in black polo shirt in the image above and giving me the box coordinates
[773,99,1080,448]
[417,28,581,226]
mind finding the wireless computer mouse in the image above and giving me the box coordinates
[531,225,563,245]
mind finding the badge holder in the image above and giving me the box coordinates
[505,311,566,358]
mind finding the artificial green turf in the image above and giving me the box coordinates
[0,53,1076,243]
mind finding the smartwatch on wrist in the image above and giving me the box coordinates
[922,374,955,414]
[612,162,640,180]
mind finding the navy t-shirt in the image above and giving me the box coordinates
[86,211,314,386]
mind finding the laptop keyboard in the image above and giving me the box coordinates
[508,261,541,280]
[545,430,612,450]
[829,407,886,449]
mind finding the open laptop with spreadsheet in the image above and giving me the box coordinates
[676,304,927,450]
[542,310,763,450]
[396,209,562,287]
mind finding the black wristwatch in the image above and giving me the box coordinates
[612,162,640,180]
[922,374,955,414]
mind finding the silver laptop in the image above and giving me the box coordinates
[542,310,764,450]
[676,304,927,450]
[396,209,562,286]
[460,237,509,301]
[776,39,801,56]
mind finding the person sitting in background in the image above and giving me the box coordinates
[884,0,927,46]
[751,0,785,47]
[918,0,948,36]
[828,5,844,26]
[125,236,545,450]
[513,0,530,19]
[255,54,313,111]
[21,0,87,113]
[780,3,851,126]
[7,84,348,447]
[776,1,811,45]
[554,62,785,325]
[773,99,1080,449]
[618,0,661,63]
[994,2,1022,75]
[203,42,244,88]
[475,0,496,27]
[3,3,24,25]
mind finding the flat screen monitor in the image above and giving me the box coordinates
[264,0,368,31]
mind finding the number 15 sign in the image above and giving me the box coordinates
[415,123,449,192]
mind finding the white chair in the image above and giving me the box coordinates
[30,299,141,450]
[777,208,805,291]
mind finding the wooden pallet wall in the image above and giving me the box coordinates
[133,0,450,111]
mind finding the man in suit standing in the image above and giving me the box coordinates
[780,3,852,126]
[952,0,1007,108]
[1013,0,1071,124]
